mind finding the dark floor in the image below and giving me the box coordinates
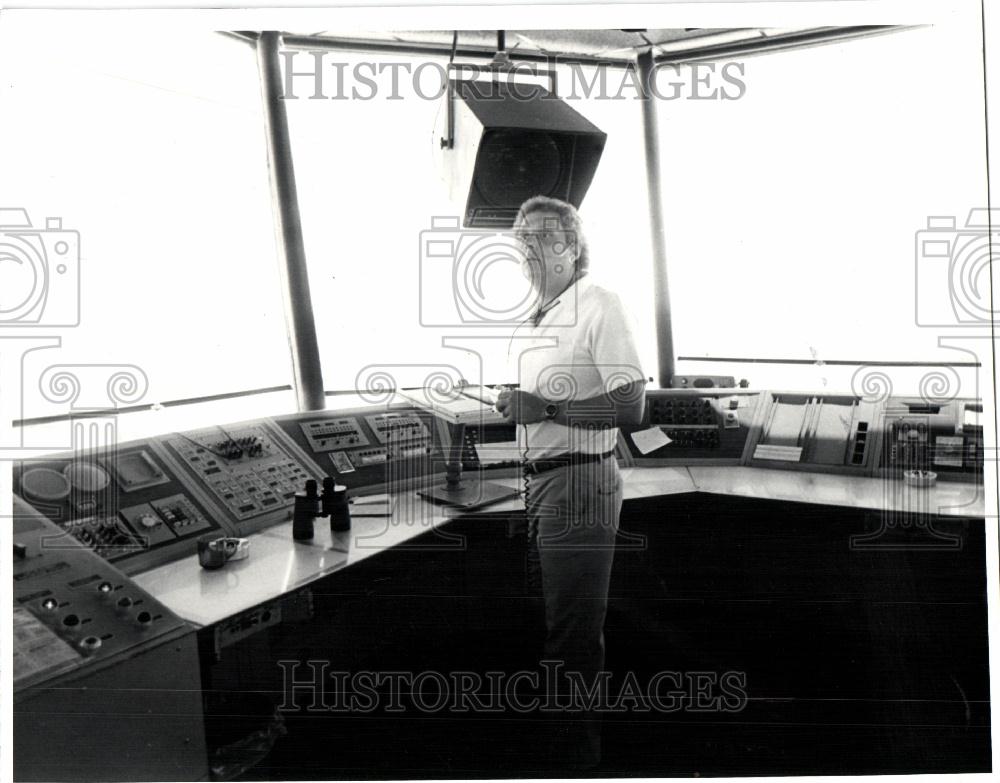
[202,494,991,779]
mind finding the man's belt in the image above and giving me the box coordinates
[522,450,616,476]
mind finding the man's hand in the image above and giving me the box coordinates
[495,389,550,425]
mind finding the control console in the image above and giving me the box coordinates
[877,397,983,481]
[13,497,208,782]
[161,421,325,534]
[620,390,760,466]
[12,497,190,689]
[15,443,225,574]
[274,405,447,495]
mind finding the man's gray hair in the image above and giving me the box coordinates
[514,196,590,273]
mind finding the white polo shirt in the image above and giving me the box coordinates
[508,275,646,461]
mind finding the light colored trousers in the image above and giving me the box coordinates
[524,454,623,767]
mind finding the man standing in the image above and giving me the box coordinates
[496,196,646,768]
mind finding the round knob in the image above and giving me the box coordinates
[137,514,159,529]
[80,636,102,654]
[41,597,59,612]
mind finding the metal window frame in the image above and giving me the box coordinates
[243,26,911,408]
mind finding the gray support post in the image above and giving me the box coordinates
[636,49,675,388]
[257,31,326,411]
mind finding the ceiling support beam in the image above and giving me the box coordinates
[281,33,633,69]
[654,25,907,65]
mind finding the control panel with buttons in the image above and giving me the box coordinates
[365,413,433,458]
[14,444,228,575]
[274,406,447,495]
[13,499,190,690]
[61,514,147,560]
[118,494,213,548]
[649,396,719,426]
[876,398,983,481]
[162,422,325,533]
[300,417,370,452]
[620,390,761,466]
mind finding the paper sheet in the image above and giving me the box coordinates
[631,427,672,455]
[349,494,396,517]
[753,444,803,462]
[13,606,81,685]
[458,385,500,406]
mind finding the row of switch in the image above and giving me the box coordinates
[302,419,371,452]
[62,517,145,558]
[649,398,717,426]
[850,422,869,465]
[663,429,721,448]
[368,416,429,446]
[205,460,307,519]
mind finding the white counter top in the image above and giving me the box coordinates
[689,466,984,518]
[134,465,983,628]
[134,493,457,628]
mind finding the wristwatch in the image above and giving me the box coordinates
[543,401,559,420]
